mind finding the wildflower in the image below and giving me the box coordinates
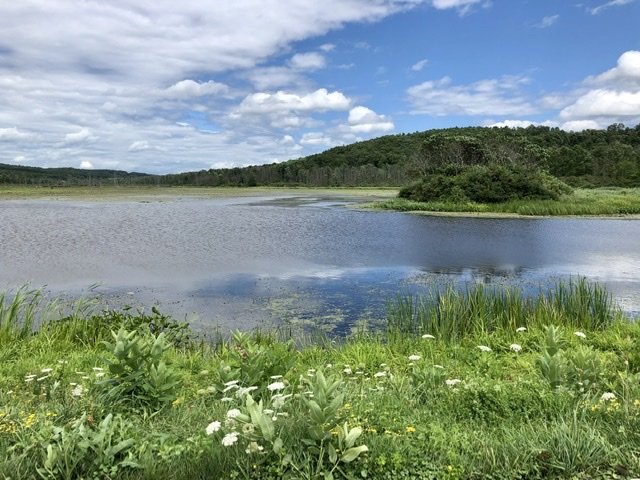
[510,343,522,353]
[71,385,84,397]
[477,345,492,352]
[40,368,53,373]
[221,432,239,447]
[374,371,387,378]
[199,370,210,375]
[270,375,283,380]
[172,398,183,407]
[574,331,586,339]
[343,367,352,375]
[91,367,104,372]
[223,384,239,393]
[95,372,105,378]
[326,363,333,368]
[445,379,462,387]
[205,421,221,435]
[221,397,234,403]
[408,354,421,362]
[242,423,255,434]
[263,409,274,415]
[380,363,387,368]
[236,386,258,397]
[267,381,286,392]
[245,441,264,454]
[226,408,242,419]
[57,360,68,365]
[434,365,444,369]
[600,392,616,402]
[197,389,207,395]
[516,327,527,333]
[422,334,435,339]
[36,375,49,382]
[406,426,416,433]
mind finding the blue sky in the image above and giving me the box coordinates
[0,0,639,174]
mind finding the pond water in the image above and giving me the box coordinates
[1,194,639,333]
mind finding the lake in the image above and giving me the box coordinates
[1,192,639,333]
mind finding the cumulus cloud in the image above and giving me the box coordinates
[288,52,326,71]
[561,120,601,131]
[430,0,487,14]
[560,51,640,124]
[589,0,635,15]
[79,160,94,169]
[346,106,394,133]
[411,59,429,71]
[0,0,429,172]
[407,75,536,116]
[234,89,351,115]
[164,80,229,99]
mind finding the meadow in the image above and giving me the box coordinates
[370,188,640,217]
[2,280,640,479]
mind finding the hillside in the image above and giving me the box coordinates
[141,124,640,188]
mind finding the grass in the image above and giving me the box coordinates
[0,185,399,201]
[2,281,640,479]
[370,187,640,217]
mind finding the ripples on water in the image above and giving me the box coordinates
[1,194,639,332]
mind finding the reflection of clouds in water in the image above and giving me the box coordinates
[536,256,640,282]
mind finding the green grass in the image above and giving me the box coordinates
[370,187,640,216]
[2,281,640,479]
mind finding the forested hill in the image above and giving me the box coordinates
[3,124,640,187]
[0,163,149,186]
[142,124,640,188]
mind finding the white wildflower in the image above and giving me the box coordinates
[236,386,258,397]
[516,327,527,333]
[222,384,239,393]
[574,331,586,339]
[263,409,274,415]
[221,432,239,447]
[95,372,106,378]
[408,354,421,362]
[445,379,462,387]
[510,343,522,353]
[374,371,387,378]
[379,363,387,368]
[270,375,283,380]
[41,368,53,373]
[36,375,49,382]
[343,367,353,375]
[205,421,221,435]
[325,364,333,368]
[221,397,234,403]
[71,385,84,397]
[434,365,444,369]
[245,441,264,454]
[57,360,68,365]
[477,345,492,352]
[422,334,435,339]
[91,367,104,372]
[600,392,616,402]
[226,408,242,419]
[267,381,286,392]
[224,380,240,386]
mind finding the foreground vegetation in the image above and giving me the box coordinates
[2,281,640,479]
[374,187,640,217]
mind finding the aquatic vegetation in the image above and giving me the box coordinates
[1,281,640,479]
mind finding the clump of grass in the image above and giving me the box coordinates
[386,278,619,341]
[0,286,50,341]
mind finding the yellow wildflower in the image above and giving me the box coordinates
[406,426,416,433]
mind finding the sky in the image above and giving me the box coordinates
[0,1,639,174]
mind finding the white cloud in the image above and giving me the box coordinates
[561,120,601,131]
[300,132,336,146]
[346,106,394,133]
[319,43,336,52]
[488,120,537,128]
[560,89,640,118]
[164,80,229,98]
[0,0,429,172]
[431,0,487,14]
[288,52,326,71]
[64,128,93,144]
[535,15,559,28]
[128,141,151,152]
[559,51,640,124]
[407,75,536,116]
[411,59,429,71]
[79,160,94,169]
[0,127,31,141]
[589,0,635,15]
[235,89,351,115]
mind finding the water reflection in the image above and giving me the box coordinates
[1,194,639,331]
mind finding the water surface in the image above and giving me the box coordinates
[2,194,639,332]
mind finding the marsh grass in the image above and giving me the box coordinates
[2,281,640,479]
[372,187,640,216]
[386,278,618,341]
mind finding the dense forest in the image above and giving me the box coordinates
[2,124,640,188]
[0,163,149,186]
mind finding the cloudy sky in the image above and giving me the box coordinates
[1,0,639,174]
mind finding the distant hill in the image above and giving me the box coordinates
[0,163,150,186]
[4,124,640,187]
[138,124,640,188]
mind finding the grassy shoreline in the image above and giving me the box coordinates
[2,281,640,479]
[368,188,640,217]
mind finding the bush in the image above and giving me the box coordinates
[399,163,572,203]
